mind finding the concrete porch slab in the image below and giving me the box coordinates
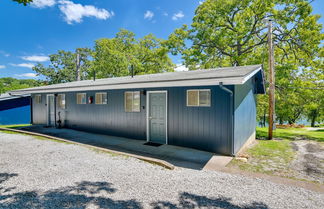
[16,125,233,170]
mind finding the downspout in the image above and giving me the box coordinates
[219,82,235,156]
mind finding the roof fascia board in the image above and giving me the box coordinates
[240,66,262,84]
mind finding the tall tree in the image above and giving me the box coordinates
[167,0,322,69]
[93,29,174,78]
[32,48,93,84]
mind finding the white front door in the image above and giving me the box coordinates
[147,91,167,144]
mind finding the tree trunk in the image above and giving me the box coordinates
[263,108,266,127]
[279,118,283,125]
[310,110,318,127]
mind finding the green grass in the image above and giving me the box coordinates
[229,127,324,183]
[229,139,295,175]
[256,127,324,142]
[0,126,72,144]
[0,124,31,129]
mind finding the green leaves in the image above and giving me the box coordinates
[12,0,33,6]
[93,29,174,79]
[166,0,322,69]
[32,48,92,84]
[32,29,174,83]
[0,77,42,94]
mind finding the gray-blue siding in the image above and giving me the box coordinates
[233,79,257,154]
[32,85,233,155]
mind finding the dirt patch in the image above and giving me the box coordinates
[290,141,324,184]
[304,143,324,153]
[291,143,299,151]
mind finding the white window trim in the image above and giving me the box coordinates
[124,91,141,112]
[77,93,87,104]
[186,89,211,107]
[95,92,107,104]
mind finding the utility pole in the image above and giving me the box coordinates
[267,19,275,139]
[75,50,81,81]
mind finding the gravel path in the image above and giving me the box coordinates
[291,141,324,184]
[0,132,323,209]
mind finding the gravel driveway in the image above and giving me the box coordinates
[0,132,323,209]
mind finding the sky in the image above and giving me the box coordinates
[0,0,323,79]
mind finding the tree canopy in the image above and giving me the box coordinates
[0,77,43,94]
[93,29,174,78]
[12,0,32,5]
[166,0,322,68]
[32,48,93,84]
[32,29,175,84]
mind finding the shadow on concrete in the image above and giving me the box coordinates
[0,173,268,209]
[16,126,232,170]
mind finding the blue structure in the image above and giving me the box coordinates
[0,93,30,125]
[10,65,265,156]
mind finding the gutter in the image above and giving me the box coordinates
[219,82,235,156]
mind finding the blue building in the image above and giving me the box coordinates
[0,93,30,125]
[10,65,265,156]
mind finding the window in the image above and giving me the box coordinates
[125,91,140,112]
[187,89,211,107]
[95,92,107,104]
[77,93,86,104]
[58,94,66,109]
[35,95,41,104]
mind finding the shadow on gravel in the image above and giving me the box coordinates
[0,173,18,184]
[0,179,141,209]
[151,192,269,209]
[0,173,268,209]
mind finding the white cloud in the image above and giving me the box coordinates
[172,11,184,20]
[0,65,5,69]
[58,0,114,24]
[15,73,38,78]
[144,10,154,20]
[175,64,189,72]
[10,63,35,69]
[163,12,168,16]
[0,51,10,57]
[21,55,49,62]
[31,0,56,9]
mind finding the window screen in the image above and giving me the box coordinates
[187,89,211,107]
[58,94,66,109]
[199,90,211,106]
[125,91,140,112]
[95,92,107,104]
[77,93,86,104]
